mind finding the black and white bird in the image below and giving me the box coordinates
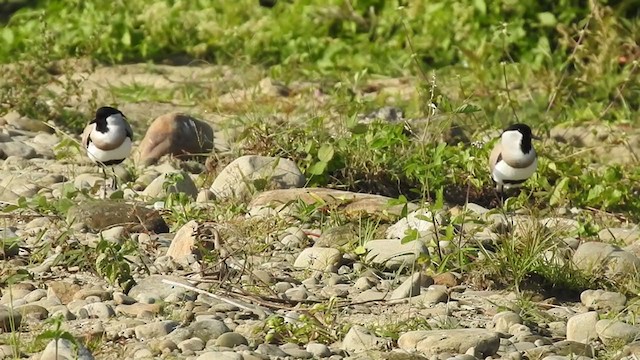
[82,106,133,191]
[489,123,538,193]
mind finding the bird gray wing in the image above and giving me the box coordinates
[489,142,502,173]
[81,122,95,149]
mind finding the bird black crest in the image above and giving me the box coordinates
[95,106,123,121]
[92,106,125,133]
[503,123,532,137]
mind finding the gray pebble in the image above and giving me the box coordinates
[505,352,523,360]
[493,311,522,334]
[77,308,89,319]
[0,141,37,159]
[354,277,376,292]
[420,288,449,305]
[256,343,289,357]
[274,282,293,293]
[306,342,332,357]
[280,344,313,359]
[212,303,240,312]
[135,320,179,340]
[284,287,309,301]
[189,319,230,342]
[195,351,243,360]
[177,337,205,352]
[113,292,136,305]
[321,285,350,298]
[14,304,48,321]
[82,303,115,319]
[513,342,536,351]
[23,289,47,303]
[133,348,153,359]
[301,277,320,287]
[281,233,304,248]
[40,339,93,360]
[167,327,194,344]
[324,274,347,286]
[159,339,177,352]
[215,332,248,347]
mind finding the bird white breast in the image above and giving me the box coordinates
[501,130,523,150]
[87,137,132,164]
[91,118,129,145]
[493,157,537,188]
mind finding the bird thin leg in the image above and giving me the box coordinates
[492,181,505,209]
[111,168,119,191]
[497,190,505,209]
[101,166,108,198]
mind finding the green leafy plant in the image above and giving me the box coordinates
[368,316,432,340]
[95,237,137,292]
[261,299,347,345]
[475,213,595,294]
[35,315,78,357]
[2,184,82,218]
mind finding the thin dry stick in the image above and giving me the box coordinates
[546,14,593,112]
[161,279,273,318]
[502,62,520,124]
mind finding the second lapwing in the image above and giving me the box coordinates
[489,123,538,194]
[82,106,133,193]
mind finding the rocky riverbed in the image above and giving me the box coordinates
[1,65,640,360]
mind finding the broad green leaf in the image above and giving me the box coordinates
[434,187,444,210]
[5,269,31,285]
[353,245,367,255]
[307,161,327,175]
[2,28,14,45]
[549,177,569,206]
[387,195,408,206]
[349,123,368,134]
[317,144,334,163]
[401,228,420,244]
[252,178,268,191]
[2,204,19,212]
[36,330,60,342]
[121,30,131,46]
[453,104,481,114]
[58,332,78,344]
[473,0,486,15]
[587,184,604,202]
[537,12,557,27]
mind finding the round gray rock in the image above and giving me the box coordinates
[398,328,500,357]
[210,155,305,200]
[40,339,94,360]
[216,332,249,347]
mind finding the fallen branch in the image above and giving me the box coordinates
[161,279,273,319]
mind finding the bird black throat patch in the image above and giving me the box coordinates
[520,140,532,154]
[94,119,109,133]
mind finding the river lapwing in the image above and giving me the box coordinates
[489,123,538,195]
[82,106,133,195]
